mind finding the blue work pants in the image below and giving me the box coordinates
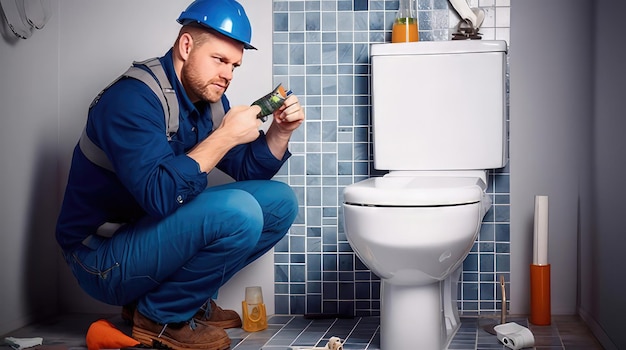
[64,180,297,324]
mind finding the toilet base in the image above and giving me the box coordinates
[381,281,447,349]
[443,266,463,339]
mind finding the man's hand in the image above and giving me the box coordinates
[270,94,305,133]
[265,94,305,160]
[187,104,262,173]
[218,104,264,144]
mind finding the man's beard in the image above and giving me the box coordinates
[181,63,229,103]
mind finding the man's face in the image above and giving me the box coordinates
[181,32,244,104]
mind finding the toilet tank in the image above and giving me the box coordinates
[371,40,508,171]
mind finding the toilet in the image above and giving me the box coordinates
[342,40,508,349]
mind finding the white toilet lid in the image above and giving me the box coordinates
[343,176,487,206]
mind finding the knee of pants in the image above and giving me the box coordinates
[265,181,299,223]
[203,189,264,249]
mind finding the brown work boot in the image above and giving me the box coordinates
[195,300,242,329]
[131,309,231,350]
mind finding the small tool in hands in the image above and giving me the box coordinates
[251,84,292,122]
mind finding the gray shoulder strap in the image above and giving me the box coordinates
[79,57,226,172]
[210,99,225,130]
[136,58,179,139]
[79,128,114,172]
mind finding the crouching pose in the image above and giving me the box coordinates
[56,0,304,348]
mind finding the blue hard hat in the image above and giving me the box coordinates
[177,0,256,50]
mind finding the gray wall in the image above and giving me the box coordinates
[0,0,60,334]
[582,0,626,349]
[509,0,593,315]
[510,0,626,348]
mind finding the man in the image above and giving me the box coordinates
[55,0,303,349]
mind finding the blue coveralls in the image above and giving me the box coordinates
[55,49,298,324]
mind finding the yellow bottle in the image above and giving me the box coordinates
[391,0,419,43]
[242,286,267,332]
[392,18,419,43]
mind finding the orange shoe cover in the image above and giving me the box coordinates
[86,319,140,350]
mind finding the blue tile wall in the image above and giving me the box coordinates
[271,0,511,317]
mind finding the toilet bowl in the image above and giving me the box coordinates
[342,40,508,349]
[343,171,491,349]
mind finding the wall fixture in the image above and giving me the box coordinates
[0,0,50,39]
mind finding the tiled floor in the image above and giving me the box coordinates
[1,313,604,350]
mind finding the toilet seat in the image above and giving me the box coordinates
[344,176,487,207]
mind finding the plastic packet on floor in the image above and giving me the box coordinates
[494,322,535,350]
[289,336,344,350]
[4,337,43,350]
